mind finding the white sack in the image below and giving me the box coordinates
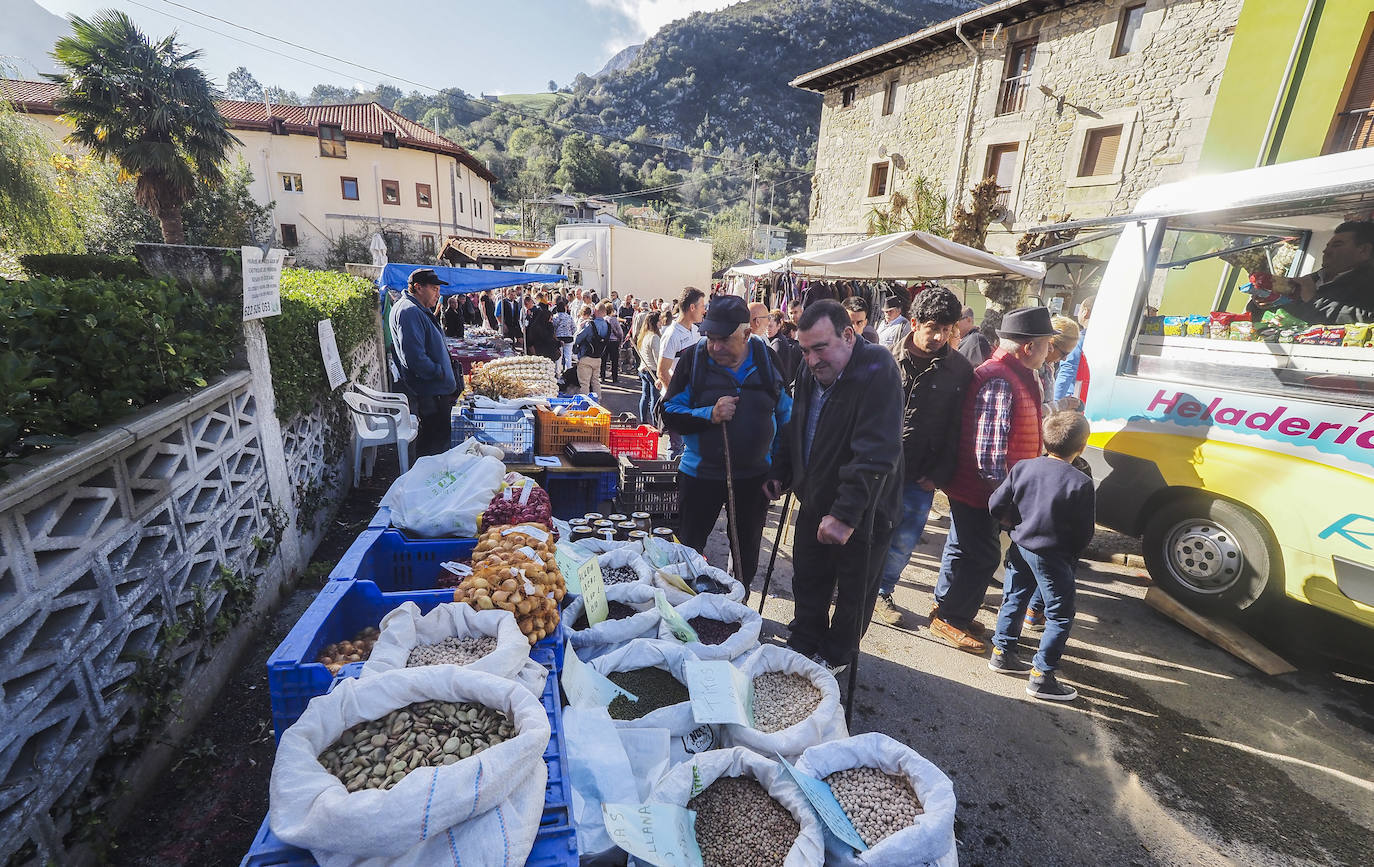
[380,442,505,538]
[594,546,657,586]
[644,746,825,867]
[723,644,848,761]
[657,594,762,662]
[359,601,546,695]
[796,733,958,867]
[564,583,660,661]
[652,561,746,605]
[586,639,719,765]
[270,667,549,866]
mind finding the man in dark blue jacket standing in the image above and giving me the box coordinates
[388,269,458,457]
[663,296,791,590]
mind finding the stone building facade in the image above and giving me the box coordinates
[794,0,1245,256]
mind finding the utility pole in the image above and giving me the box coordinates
[749,159,760,257]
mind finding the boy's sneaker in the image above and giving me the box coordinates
[1026,669,1078,702]
[809,652,848,676]
[987,647,1032,675]
[1024,608,1046,630]
[872,593,903,626]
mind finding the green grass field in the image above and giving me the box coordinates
[495,93,562,113]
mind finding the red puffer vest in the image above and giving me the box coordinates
[943,347,1043,508]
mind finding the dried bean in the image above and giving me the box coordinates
[606,666,688,720]
[751,672,821,733]
[823,766,923,846]
[602,566,641,585]
[405,635,497,667]
[571,600,640,631]
[688,776,799,867]
[687,616,741,645]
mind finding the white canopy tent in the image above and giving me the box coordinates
[724,257,790,277]
[786,230,1045,281]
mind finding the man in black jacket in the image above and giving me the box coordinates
[765,300,903,670]
[871,287,973,627]
[1267,220,1374,325]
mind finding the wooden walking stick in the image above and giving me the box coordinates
[719,421,746,594]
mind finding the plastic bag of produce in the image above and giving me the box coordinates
[270,667,549,866]
[359,602,547,695]
[796,733,957,867]
[482,472,552,528]
[658,594,762,662]
[643,746,825,867]
[722,644,847,761]
[380,444,505,538]
[652,561,746,605]
[585,639,716,764]
[564,583,661,660]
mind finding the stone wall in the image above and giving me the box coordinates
[806,0,1244,255]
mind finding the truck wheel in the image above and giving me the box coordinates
[1142,495,1279,617]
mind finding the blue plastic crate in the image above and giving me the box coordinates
[452,404,536,463]
[267,580,454,741]
[545,394,598,412]
[544,471,618,520]
[330,526,478,593]
[240,817,314,867]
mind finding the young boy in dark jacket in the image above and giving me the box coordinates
[986,411,1095,701]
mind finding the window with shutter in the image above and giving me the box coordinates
[867,162,890,198]
[1078,126,1124,177]
[882,79,899,116]
[985,143,1019,207]
[997,39,1037,114]
[1328,21,1374,153]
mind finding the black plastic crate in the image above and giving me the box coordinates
[616,457,680,520]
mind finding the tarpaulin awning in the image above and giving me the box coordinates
[378,263,564,295]
[724,258,790,277]
[787,231,1045,281]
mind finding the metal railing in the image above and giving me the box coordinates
[997,71,1031,115]
[1330,108,1374,153]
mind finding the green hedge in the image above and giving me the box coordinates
[18,253,148,281]
[264,269,377,421]
[0,277,240,463]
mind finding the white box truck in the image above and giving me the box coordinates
[523,224,713,303]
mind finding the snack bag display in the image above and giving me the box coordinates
[1140,316,1164,336]
[1208,311,1249,340]
[1343,323,1373,347]
[1184,315,1209,337]
[1294,325,1326,345]
[1320,326,1347,346]
[1230,321,1256,341]
[1162,316,1186,336]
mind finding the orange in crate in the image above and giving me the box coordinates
[535,405,611,454]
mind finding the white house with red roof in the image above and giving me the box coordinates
[1,79,497,261]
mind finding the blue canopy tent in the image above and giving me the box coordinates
[379,263,564,296]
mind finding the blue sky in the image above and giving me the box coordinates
[32,0,737,95]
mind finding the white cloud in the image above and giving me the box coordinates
[588,0,738,43]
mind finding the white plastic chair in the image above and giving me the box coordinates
[351,382,419,435]
[342,391,417,482]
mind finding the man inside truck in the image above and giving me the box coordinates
[1252,220,1374,325]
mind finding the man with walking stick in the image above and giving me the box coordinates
[765,300,903,673]
[661,296,791,591]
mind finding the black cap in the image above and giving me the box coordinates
[409,268,448,287]
[699,295,750,337]
[883,295,905,310]
[996,306,1060,339]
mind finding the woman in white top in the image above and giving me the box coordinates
[636,310,663,423]
[551,298,575,373]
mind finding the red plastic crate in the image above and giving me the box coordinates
[608,424,660,459]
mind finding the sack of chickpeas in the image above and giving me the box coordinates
[721,644,848,761]
[656,593,762,662]
[359,602,548,695]
[586,639,711,763]
[564,583,661,661]
[641,746,825,867]
[796,733,957,867]
[270,666,550,866]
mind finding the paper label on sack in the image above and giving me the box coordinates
[518,480,534,505]
[602,803,703,867]
[555,547,585,594]
[317,320,347,389]
[518,545,540,561]
[654,590,699,644]
[240,246,284,321]
[562,639,637,707]
[684,660,754,727]
[580,556,609,625]
[655,568,696,597]
[440,561,472,577]
[502,524,549,543]
[777,754,868,852]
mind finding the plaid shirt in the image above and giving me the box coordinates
[973,378,1014,484]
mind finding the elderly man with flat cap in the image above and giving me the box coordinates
[930,306,1057,653]
[389,268,460,457]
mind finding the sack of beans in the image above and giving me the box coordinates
[657,594,762,662]
[652,561,746,605]
[644,746,825,867]
[270,666,550,865]
[586,639,713,763]
[722,644,848,761]
[564,583,661,660]
[359,602,548,695]
[594,545,657,588]
[796,733,957,867]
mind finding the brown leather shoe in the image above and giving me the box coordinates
[929,616,987,654]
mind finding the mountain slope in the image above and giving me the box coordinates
[594,44,641,78]
[0,0,70,78]
[555,0,971,164]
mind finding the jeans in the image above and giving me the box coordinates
[992,545,1077,672]
[878,480,936,596]
[787,508,895,666]
[933,499,1002,625]
[602,340,621,381]
[638,370,660,424]
[559,338,573,373]
[675,471,770,587]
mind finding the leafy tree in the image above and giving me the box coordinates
[48,10,239,245]
[0,99,83,253]
[548,80,557,92]
[553,133,619,194]
[224,66,263,101]
[263,85,301,105]
[866,176,947,237]
[950,177,1001,251]
[307,83,359,104]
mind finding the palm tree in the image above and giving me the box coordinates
[47,10,238,245]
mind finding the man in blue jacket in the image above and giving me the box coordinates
[388,269,459,457]
[662,295,792,591]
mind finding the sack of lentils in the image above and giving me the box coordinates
[722,644,848,761]
[643,746,825,867]
[270,666,550,865]
[587,639,704,760]
[564,583,661,661]
[359,602,548,695]
[795,733,957,867]
[657,594,762,662]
